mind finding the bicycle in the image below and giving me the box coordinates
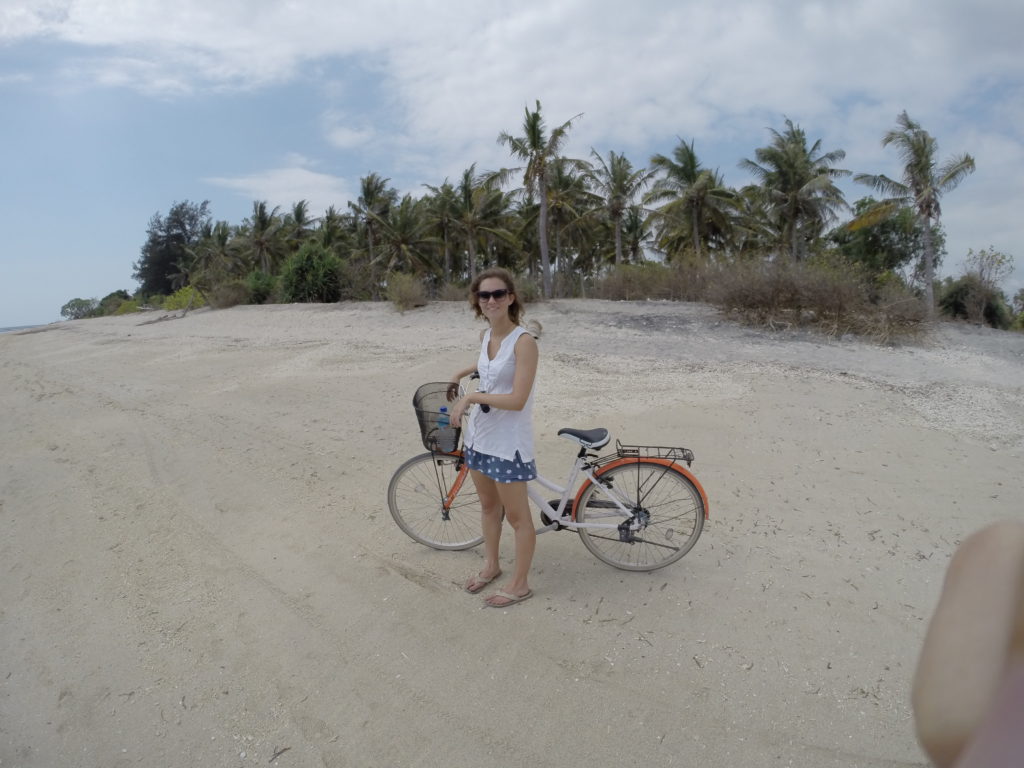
[386,382,709,571]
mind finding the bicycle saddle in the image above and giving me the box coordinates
[557,427,610,449]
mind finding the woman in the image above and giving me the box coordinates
[449,267,538,607]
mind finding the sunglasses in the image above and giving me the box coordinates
[476,288,510,302]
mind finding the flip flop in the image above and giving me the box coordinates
[464,570,502,594]
[484,589,533,608]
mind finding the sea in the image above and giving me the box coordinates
[0,324,45,334]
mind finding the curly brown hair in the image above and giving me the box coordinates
[468,267,523,325]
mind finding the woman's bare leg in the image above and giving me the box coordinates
[465,469,503,589]
[912,520,1024,767]
[485,480,535,606]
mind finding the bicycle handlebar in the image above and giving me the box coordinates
[467,371,490,412]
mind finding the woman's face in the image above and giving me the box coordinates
[476,277,513,322]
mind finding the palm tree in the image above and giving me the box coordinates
[729,185,777,257]
[349,173,398,267]
[620,205,653,265]
[454,164,515,282]
[497,100,583,297]
[853,111,976,317]
[238,201,285,274]
[422,180,460,282]
[173,220,239,306]
[739,118,849,261]
[283,200,318,252]
[317,205,352,251]
[546,158,597,279]
[372,194,437,275]
[646,139,735,260]
[191,220,241,277]
[585,149,655,265]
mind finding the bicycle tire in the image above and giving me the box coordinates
[575,460,704,571]
[387,452,484,550]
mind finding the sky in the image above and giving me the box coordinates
[1,0,1022,328]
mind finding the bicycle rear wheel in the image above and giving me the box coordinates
[387,452,483,550]
[575,460,704,571]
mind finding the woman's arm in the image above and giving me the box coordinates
[452,334,537,425]
[447,363,479,401]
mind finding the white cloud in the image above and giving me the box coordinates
[204,164,353,216]
[59,54,193,96]
[322,110,375,150]
[0,1,71,37]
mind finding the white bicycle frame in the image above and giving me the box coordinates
[459,391,677,537]
[525,447,639,535]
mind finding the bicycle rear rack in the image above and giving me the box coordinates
[599,439,695,467]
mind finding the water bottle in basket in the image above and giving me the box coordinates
[435,407,458,453]
[414,383,461,455]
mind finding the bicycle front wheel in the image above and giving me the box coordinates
[575,460,704,571]
[387,452,484,550]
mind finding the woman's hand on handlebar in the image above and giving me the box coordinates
[448,369,479,401]
[450,393,473,427]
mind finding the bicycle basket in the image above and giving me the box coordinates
[413,382,461,454]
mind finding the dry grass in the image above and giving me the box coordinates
[706,258,926,342]
[386,272,429,312]
[437,282,469,302]
[594,262,709,301]
[208,280,251,309]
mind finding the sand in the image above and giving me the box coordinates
[2,299,1022,768]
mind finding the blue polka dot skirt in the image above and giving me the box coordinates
[464,447,537,483]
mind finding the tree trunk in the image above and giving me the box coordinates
[467,236,478,283]
[921,217,937,320]
[553,227,561,285]
[692,206,702,259]
[538,184,553,298]
[614,217,623,266]
[443,229,451,283]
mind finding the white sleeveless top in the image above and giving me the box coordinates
[465,325,535,462]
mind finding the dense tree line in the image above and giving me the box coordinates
[67,103,1021,331]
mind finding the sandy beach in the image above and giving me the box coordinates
[2,299,1023,767]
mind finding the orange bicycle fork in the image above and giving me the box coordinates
[441,451,471,518]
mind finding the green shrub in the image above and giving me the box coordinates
[247,270,278,305]
[60,297,99,320]
[280,243,342,303]
[114,300,140,315]
[164,285,206,311]
[386,272,428,311]
[939,274,1013,329]
[98,290,131,315]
